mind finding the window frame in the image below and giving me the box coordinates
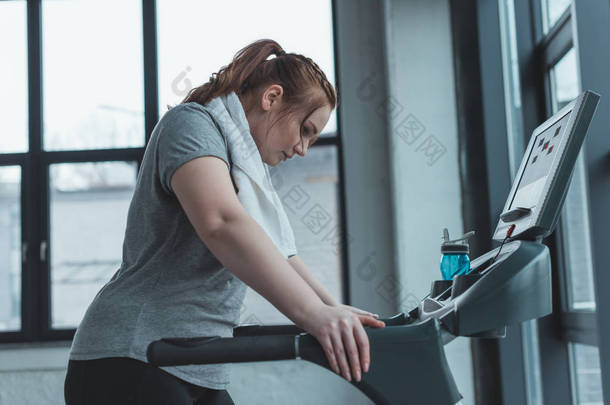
[509,0,610,404]
[0,0,346,344]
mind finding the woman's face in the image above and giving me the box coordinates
[242,85,332,166]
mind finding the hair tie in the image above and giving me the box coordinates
[277,50,286,56]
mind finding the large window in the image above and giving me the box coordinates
[251,147,341,323]
[0,1,28,153]
[497,1,608,404]
[156,0,340,324]
[0,167,21,332]
[0,0,27,336]
[49,162,137,328]
[0,0,343,342]
[42,0,145,151]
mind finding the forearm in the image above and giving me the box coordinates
[288,255,340,307]
[203,214,324,326]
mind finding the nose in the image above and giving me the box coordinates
[293,139,308,157]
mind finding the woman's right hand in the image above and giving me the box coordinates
[297,304,386,382]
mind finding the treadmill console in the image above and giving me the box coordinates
[413,91,600,338]
[493,91,600,241]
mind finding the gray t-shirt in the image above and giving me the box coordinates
[69,102,247,390]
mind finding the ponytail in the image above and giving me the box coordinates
[181,39,337,114]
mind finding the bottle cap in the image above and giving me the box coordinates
[441,228,475,254]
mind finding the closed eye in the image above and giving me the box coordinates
[302,125,316,137]
[301,123,319,147]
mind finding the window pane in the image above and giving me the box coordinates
[549,49,596,310]
[241,146,342,324]
[562,156,595,310]
[541,0,571,34]
[499,0,525,178]
[42,0,144,151]
[50,161,136,328]
[550,48,579,111]
[156,0,337,137]
[0,1,28,153]
[570,343,603,405]
[0,166,21,331]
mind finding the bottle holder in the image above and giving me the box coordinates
[428,273,484,306]
[430,280,453,298]
[450,273,483,299]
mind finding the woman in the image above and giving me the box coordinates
[64,39,385,405]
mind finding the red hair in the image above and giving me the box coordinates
[181,39,337,139]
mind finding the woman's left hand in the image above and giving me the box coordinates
[332,304,385,327]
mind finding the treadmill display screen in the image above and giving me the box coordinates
[509,111,571,210]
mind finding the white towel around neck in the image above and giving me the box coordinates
[202,92,297,259]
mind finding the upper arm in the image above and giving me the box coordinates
[157,104,230,195]
[170,155,246,240]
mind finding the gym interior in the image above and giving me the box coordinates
[0,1,609,404]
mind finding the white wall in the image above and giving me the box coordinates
[383,0,475,403]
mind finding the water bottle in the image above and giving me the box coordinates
[440,228,475,280]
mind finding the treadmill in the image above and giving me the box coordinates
[147,90,600,405]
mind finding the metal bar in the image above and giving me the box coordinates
[0,331,28,344]
[0,154,27,165]
[309,135,338,147]
[39,161,50,338]
[24,0,43,342]
[537,5,571,47]
[561,312,598,346]
[41,148,145,164]
[539,11,572,68]
[142,0,159,145]
[537,313,573,404]
[530,0,544,45]
[330,0,349,306]
[537,232,574,405]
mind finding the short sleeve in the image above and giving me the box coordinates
[157,104,230,195]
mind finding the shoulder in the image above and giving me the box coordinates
[161,102,221,133]
[157,103,228,152]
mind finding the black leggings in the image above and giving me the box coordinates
[64,357,235,405]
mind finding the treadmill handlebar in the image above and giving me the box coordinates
[232,312,409,337]
[147,313,411,367]
[147,334,298,366]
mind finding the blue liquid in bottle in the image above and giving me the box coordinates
[440,228,475,281]
[440,253,471,281]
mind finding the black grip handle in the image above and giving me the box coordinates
[233,324,304,337]
[147,334,297,366]
[232,312,408,337]
[147,313,409,367]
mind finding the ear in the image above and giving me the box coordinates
[261,84,284,111]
